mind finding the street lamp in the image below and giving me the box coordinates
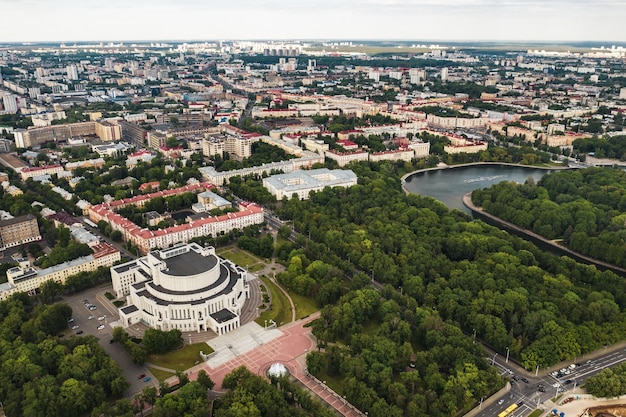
[479,396,484,410]
[535,364,540,377]
[492,352,498,366]
[505,347,510,363]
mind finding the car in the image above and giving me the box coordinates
[564,379,573,385]
[67,318,74,323]
[509,393,514,399]
[538,387,546,393]
[551,371,559,377]
[568,364,576,370]
[560,368,567,373]
[521,378,529,383]
[71,325,79,330]
[89,306,97,311]
[143,377,151,383]
[552,382,560,388]
[138,374,146,379]
[97,324,105,330]
[512,375,519,381]
[98,316,105,321]
[76,330,83,335]
[87,315,95,320]
[82,299,89,304]
[517,401,524,407]
[498,399,504,405]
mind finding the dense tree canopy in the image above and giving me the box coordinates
[0,294,129,417]
[214,366,335,417]
[472,167,626,268]
[585,363,626,398]
[276,162,626,377]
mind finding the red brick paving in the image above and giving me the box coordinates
[188,312,363,417]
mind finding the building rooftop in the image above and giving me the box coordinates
[211,308,237,323]
[153,249,218,277]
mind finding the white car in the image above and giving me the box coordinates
[498,399,504,405]
[98,316,105,321]
[88,315,95,320]
[97,324,105,330]
[71,325,79,330]
[568,364,576,370]
[552,382,560,388]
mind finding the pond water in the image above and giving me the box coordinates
[403,164,559,214]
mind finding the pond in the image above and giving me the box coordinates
[403,164,561,214]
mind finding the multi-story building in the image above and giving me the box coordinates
[88,184,264,254]
[0,214,41,250]
[324,149,369,167]
[112,243,249,335]
[427,114,488,129]
[369,149,416,162]
[444,140,488,154]
[19,164,64,180]
[119,120,148,147]
[0,243,120,300]
[94,120,122,141]
[198,151,324,185]
[2,93,19,113]
[263,168,358,200]
[13,121,120,148]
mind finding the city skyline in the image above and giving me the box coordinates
[1,0,625,44]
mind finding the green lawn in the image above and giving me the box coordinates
[217,246,265,270]
[256,276,292,327]
[147,366,175,382]
[147,343,214,372]
[286,290,319,320]
[527,410,543,417]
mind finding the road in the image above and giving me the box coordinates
[474,345,626,417]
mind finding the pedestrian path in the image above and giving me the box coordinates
[205,322,283,368]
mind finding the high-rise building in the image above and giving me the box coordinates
[2,94,18,113]
[66,65,79,81]
[441,67,449,82]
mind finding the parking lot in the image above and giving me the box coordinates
[61,285,157,396]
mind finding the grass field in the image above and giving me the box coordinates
[147,343,214,372]
[256,276,292,327]
[217,246,266,271]
[147,366,175,382]
[527,410,543,417]
[286,290,319,320]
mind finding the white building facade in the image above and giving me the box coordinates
[113,243,249,335]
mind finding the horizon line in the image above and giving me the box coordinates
[2,38,626,46]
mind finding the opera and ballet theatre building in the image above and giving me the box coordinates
[112,243,249,335]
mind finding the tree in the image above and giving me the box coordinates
[196,369,215,390]
[110,230,122,242]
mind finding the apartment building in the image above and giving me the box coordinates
[0,243,120,300]
[0,214,41,250]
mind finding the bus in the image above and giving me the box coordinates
[498,404,518,417]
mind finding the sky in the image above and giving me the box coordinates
[1,0,625,43]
